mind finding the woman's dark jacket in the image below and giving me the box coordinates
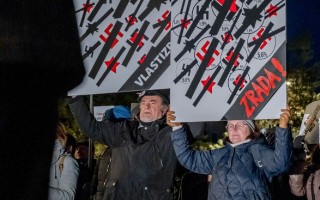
[69,96,177,200]
[171,126,292,200]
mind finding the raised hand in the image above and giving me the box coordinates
[166,110,182,128]
[279,107,290,128]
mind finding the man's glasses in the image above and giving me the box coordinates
[226,123,248,131]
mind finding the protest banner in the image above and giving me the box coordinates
[70,0,286,121]
[170,0,287,121]
[69,0,171,95]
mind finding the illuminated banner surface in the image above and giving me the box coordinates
[70,0,286,121]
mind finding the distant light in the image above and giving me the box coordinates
[286,81,291,86]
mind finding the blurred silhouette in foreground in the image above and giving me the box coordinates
[0,1,85,199]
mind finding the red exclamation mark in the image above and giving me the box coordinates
[271,58,286,77]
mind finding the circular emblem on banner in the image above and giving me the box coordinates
[175,58,198,84]
[172,12,193,37]
[247,26,276,60]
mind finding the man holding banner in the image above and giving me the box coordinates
[68,90,177,200]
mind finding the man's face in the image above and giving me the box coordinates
[227,120,251,144]
[74,145,89,161]
[139,95,166,122]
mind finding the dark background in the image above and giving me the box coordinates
[287,0,320,68]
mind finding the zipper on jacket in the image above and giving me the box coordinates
[154,144,163,168]
[225,148,236,186]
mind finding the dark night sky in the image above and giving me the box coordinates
[287,0,320,40]
[287,0,320,61]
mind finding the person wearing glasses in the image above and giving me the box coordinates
[166,108,292,200]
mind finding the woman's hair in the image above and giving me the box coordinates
[311,145,320,166]
[246,132,257,140]
[65,134,76,155]
[56,121,66,137]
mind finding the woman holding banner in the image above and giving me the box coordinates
[167,108,292,200]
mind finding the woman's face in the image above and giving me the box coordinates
[227,120,252,144]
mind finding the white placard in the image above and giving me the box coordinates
[71,0,287,122]
[69,0,172,95]
[170,0,287,121]
[94,106,114,121]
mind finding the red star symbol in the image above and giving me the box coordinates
[201,76,216,93]
[266,4,278,18]
[83,4,93,13]
[104,57,120,73]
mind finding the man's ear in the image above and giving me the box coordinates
[162,106,168,115]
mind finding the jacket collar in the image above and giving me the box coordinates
[225,135,267,148]
[230,139,251,147]
[136,118,167,143]
[139,118,166,128]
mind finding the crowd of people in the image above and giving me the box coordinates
[1,1,318,200]
[46,90,319,200]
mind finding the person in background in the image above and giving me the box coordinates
[91,106,132,200]
[68,90,177,200]
[66,133,77,156]
[289,104,320,200]
[167,108,292,200]
[289,144,320,200]
[269,134,307,200]
[74,139,96,200]
[91,146,112,200]
[49,122,79,200]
